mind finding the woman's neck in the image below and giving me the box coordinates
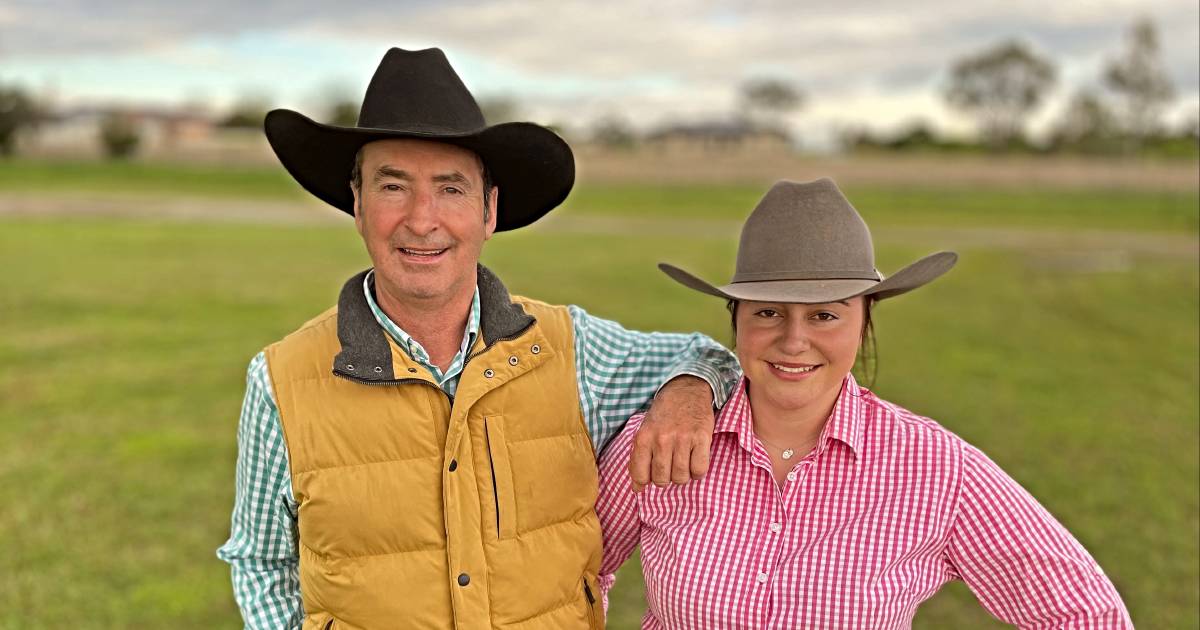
[748,383,843,457]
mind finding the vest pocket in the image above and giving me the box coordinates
[582,575,604,629]
[484,416,517,539]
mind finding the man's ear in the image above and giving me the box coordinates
[483,186,499,240]
[351,184,365,236]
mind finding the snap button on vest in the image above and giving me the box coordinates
[448,459,458,472]
[484,369,495,378]
[407,367,417,373]
[508,355,519,366]
[531,344,541,354]
[457,573,470,586]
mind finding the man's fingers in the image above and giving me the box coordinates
[670,438,693,484]
[650,434,674,487]
[690,433,712,480]
[629,430,654,493]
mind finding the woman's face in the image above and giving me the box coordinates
[735,298,865,416]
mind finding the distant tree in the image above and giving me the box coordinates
[1104,17,1175,147]
[478,97,521,124]
[740,78,803,127]
[1049,89,1120,154]
[325,100,360,126]
[220,94,271,129]
[99,112,141,159]
[0,84,39,156]
[944,40,1057,150]
[591,115,637,149]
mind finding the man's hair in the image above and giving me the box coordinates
[349,145,494,221]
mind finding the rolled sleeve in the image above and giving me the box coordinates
[568,305,740,453]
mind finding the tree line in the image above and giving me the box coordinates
[0,17,1194,159]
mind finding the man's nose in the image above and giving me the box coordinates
[405,189,438,236]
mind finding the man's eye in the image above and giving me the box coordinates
[755,309,780,318]
[382,184,402,192]
[813,312,838,321]
[444,186,463,194]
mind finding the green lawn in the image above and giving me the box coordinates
[0,178,1196,628]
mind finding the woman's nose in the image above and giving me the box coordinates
[778,321,811,355]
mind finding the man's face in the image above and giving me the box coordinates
[352,138,498,309]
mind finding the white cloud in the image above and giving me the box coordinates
[2,0,1196,136]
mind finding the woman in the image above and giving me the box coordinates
[597,179,1132,629]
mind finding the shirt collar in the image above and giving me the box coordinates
[362,270,480,371]
[716,374,866,460]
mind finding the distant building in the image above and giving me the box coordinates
[644,119,792,155]
[21,105,273,162]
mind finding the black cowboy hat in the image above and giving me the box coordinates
[264,47,574,231]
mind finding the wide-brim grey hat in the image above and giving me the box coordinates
[659,178,957,303]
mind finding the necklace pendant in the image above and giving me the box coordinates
[781,448,794,460]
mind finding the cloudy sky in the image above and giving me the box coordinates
[2,0,1197,146]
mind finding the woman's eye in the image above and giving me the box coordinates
[755,309,780,318]
[813,312,838,321]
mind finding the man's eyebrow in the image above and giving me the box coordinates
[432,171,471,186]
[373,166,411,183]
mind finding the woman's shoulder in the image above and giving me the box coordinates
[598,412,647,467]
[857,389,969,463]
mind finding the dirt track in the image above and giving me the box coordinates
[2,192,1195,263]
[576,150,1200,191]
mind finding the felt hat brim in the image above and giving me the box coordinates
[265,109,575,232]
[659,251,957,303]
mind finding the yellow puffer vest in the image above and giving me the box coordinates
[265,267,604,630]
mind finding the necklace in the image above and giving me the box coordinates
[758,436,796,460]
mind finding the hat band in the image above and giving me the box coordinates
[732,269,882,282]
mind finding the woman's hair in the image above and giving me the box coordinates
[727,297,878,387]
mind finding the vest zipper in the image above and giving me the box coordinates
[464,320,536,366]
[583,578,602,629]
[332,372,454,402]
[484,417,501,535]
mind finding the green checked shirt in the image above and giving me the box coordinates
[217,272,740,629]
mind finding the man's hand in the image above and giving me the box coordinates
[628,375,715,493]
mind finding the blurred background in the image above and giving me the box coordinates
[0,1,1196,628]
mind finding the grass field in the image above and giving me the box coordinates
[0,160,1197,628]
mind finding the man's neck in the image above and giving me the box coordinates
[375,282,475,372]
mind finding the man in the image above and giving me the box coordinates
[217,47,738,629]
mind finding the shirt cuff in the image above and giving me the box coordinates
[658,349,739,409]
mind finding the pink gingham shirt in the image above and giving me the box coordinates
[597,376,1132,629]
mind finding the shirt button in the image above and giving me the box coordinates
[769,522,782,533]
[786,472,797,482]
[756,572,768,584]
[457,573,470,586]
[448,459,458,472]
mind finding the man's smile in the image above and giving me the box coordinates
[396,246,450,263]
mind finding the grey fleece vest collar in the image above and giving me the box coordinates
[332,264,535,384]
